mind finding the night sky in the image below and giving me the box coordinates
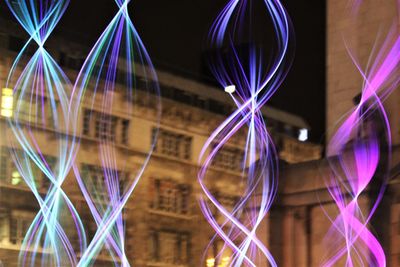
[1,1,326,143]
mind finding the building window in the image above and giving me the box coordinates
[0,148,25,187]
[155,128,192,160]
[179,185,190,215]
[209,191,240,223]
[177,233,189,264]
[150,231,160,261]
[0,210,8,244]
[150,230,190,265]
[151,128,158,147]
[398,215,400,235]
[150,179,191,215]
[121,119,130,144]
[0,147,8,182]
[81,164,128,202]
[9,210,35,245]
[83,111,129,144]
[14,96,54,127]
[0,147,56,189]
[95,114,117,141]
[206,239,232,267]
[82,218,111,258]
[83,109,91,136]
[1,149,25,187]
[82,164,108,201]
[41,155,57,190]
[16,98,39,123]
[1,88,13,118]
[212,145,243,172]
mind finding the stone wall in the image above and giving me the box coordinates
[327,0,400,144]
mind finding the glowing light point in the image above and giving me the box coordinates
[11,171,22,185]
[224,85,236,94]
[298,128,308,142]
[206,257,230,267]
[206,258,215,267]
[1,88,13,118]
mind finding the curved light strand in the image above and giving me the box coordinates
[322,1,400,266]
[199,0,293,266]
[4,0,86,266]
[72,0,161,265]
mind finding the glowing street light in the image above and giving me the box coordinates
[298,128,309,142]
[224,85,236,94]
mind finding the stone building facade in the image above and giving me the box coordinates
[5,1,400,265]
[266,1,400,266]
[0,18,322,267]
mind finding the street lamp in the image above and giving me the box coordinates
[224,85,236,94]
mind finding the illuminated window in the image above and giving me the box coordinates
[206,257,230,267]
[11,171,22,186]
[0,147,56,189]
[206,239,232,267]
[0,147,24,187]
[154,128,192,160]
[206,258,215,267]
[1,88,13,118]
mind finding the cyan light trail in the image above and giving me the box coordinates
[322,1,400,266]
[72,0,161,265]
[4,0,85,266]
[199,0,293,266]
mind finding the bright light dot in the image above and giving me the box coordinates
[224,85,236,94]
[1,109,12,118]
[12,171,20,178]
[298,128,308,142]
[221,257,230,266]
[11,171,21,185]
[2,96,13,109]
[1,88,13,118]
[206,258,215,267]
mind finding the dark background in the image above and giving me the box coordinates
[1,0,326,143]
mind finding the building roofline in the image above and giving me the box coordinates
[0,17,310,130]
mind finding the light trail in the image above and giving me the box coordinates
[322,1,400,266]
[4,0,85,266]
[198,0,293,266]
[72,0,161,266]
